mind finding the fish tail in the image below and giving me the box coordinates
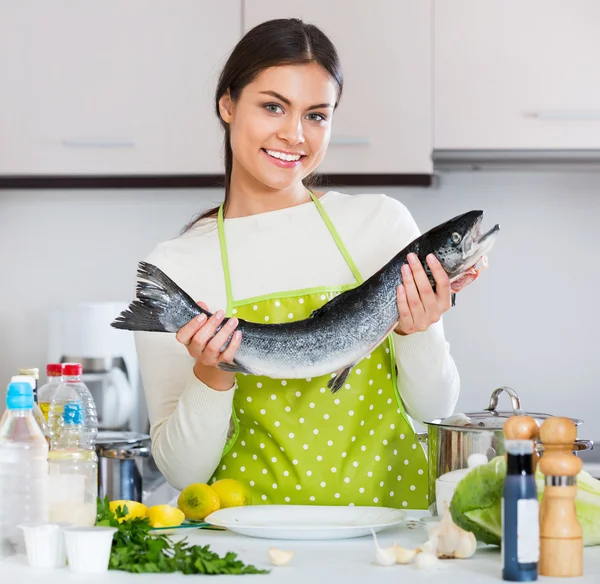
[111,261,205,332]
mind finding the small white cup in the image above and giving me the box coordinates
[62,526,117,574]
[18,522,70,569]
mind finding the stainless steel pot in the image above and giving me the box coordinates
[96,431,150,502]
[419,386,593,514]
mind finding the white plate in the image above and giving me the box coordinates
[204,505,407,540]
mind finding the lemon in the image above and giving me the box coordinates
[109,500,148,522]
[211,479,252,508]
[146,504,185,528]
[177,483,221,521]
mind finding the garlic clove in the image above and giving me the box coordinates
[453,530,477,559]
[371,529,397,566]
[414,551,445,570]
[394,544,417,564]
[267,547,295,566]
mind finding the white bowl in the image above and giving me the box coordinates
[18,522,72,569]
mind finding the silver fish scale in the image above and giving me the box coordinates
[234,261,403,379]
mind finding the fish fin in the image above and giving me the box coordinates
[217,360,253,375]
[111,261,204,333]
[327,365,355,394]
[451,293,456,307]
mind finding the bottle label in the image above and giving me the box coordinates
[517,499,540,564]
[39,402,51,421]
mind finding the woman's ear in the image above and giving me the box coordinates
[218,90,234,124]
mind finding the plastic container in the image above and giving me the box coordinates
[0,382,49,558]
[48,363,98,449]
[62,525,117,573]
[38,364,63,421]
[48,401,98,526]
[18,522,69,569]
[5,375,49,442]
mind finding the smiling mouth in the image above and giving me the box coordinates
[262,148,307,163]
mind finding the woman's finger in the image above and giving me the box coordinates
[396,284,414,330]
[190,310,226,351]
[407,253,437,314]
[219,330,243,363]
[176,312,208,346]
[427,253,452,307]
[401,262,426,323]
[203,316,239,359]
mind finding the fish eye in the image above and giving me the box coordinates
[451,232,462,244]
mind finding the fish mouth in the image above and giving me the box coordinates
[450,213,500,283]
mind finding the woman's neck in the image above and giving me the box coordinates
[224,164,315,218]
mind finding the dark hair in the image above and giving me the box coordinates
[183,18,343,231]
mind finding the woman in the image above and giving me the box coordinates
[135,18,477,510]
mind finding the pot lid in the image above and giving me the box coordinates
[96,431,150,446]
[426,386,582,430]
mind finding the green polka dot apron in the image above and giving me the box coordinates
[209,192,428,510]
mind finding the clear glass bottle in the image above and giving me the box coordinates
[38,363,63,421]
[0,381,49,557]
[48,400,98,526]
[48,363,98,450]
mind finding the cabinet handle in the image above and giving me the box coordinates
[62,138,135,148]
[530,111,600,121]
[328,137,371,146]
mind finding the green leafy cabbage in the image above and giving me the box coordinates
[449,456,600,547]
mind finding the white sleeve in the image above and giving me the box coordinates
[372,197,460,424]
[133,244,235,491]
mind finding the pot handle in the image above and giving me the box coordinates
[484,386,525,416]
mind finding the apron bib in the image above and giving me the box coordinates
[209,192,428,509]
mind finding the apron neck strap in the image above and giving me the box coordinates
[217,190,364,314]
[217,203,235,316]
[308,191,364,284]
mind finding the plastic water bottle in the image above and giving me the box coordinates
[0,381,49,557]
[8,375,49,444]
[48,401,98,526]
[37,363,63,422]
[48,363,98,450]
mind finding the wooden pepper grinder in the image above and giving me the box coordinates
[503,416,540,470]
[538,417,583,578]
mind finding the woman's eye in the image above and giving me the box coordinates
[264,104,283,114]
[307,113,327,122]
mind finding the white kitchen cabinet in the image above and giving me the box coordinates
[243,0,433,175]
[0,1,241,176]
[434,0,600,150]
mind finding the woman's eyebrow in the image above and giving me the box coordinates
[259,90,333,111]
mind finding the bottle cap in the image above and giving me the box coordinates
[18,367,39,379]
[46,364,63,376]
[6,382,34,410]
[63,363,83,376]
[10,375,36,390]
[63,401,84,425]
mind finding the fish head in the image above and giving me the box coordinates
[415,210,499,284]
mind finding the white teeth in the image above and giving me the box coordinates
[265,149,302,162]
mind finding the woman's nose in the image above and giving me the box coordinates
[277,115,306,146]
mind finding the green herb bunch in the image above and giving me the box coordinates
[96,497,269,575]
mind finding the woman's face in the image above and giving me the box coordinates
[219,63,338,191]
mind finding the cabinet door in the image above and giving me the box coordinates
[0,1,241,175]
[244,0,433,175]
[434,0,600,150]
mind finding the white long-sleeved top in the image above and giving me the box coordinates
[134,192,460,490]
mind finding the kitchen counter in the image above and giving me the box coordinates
[2,511,600,583]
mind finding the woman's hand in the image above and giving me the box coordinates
[176,302,242,390]
[394,252,479,336]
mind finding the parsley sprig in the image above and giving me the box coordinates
[96,497,269,575]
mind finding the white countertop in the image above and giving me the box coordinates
[2,511,600,583]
